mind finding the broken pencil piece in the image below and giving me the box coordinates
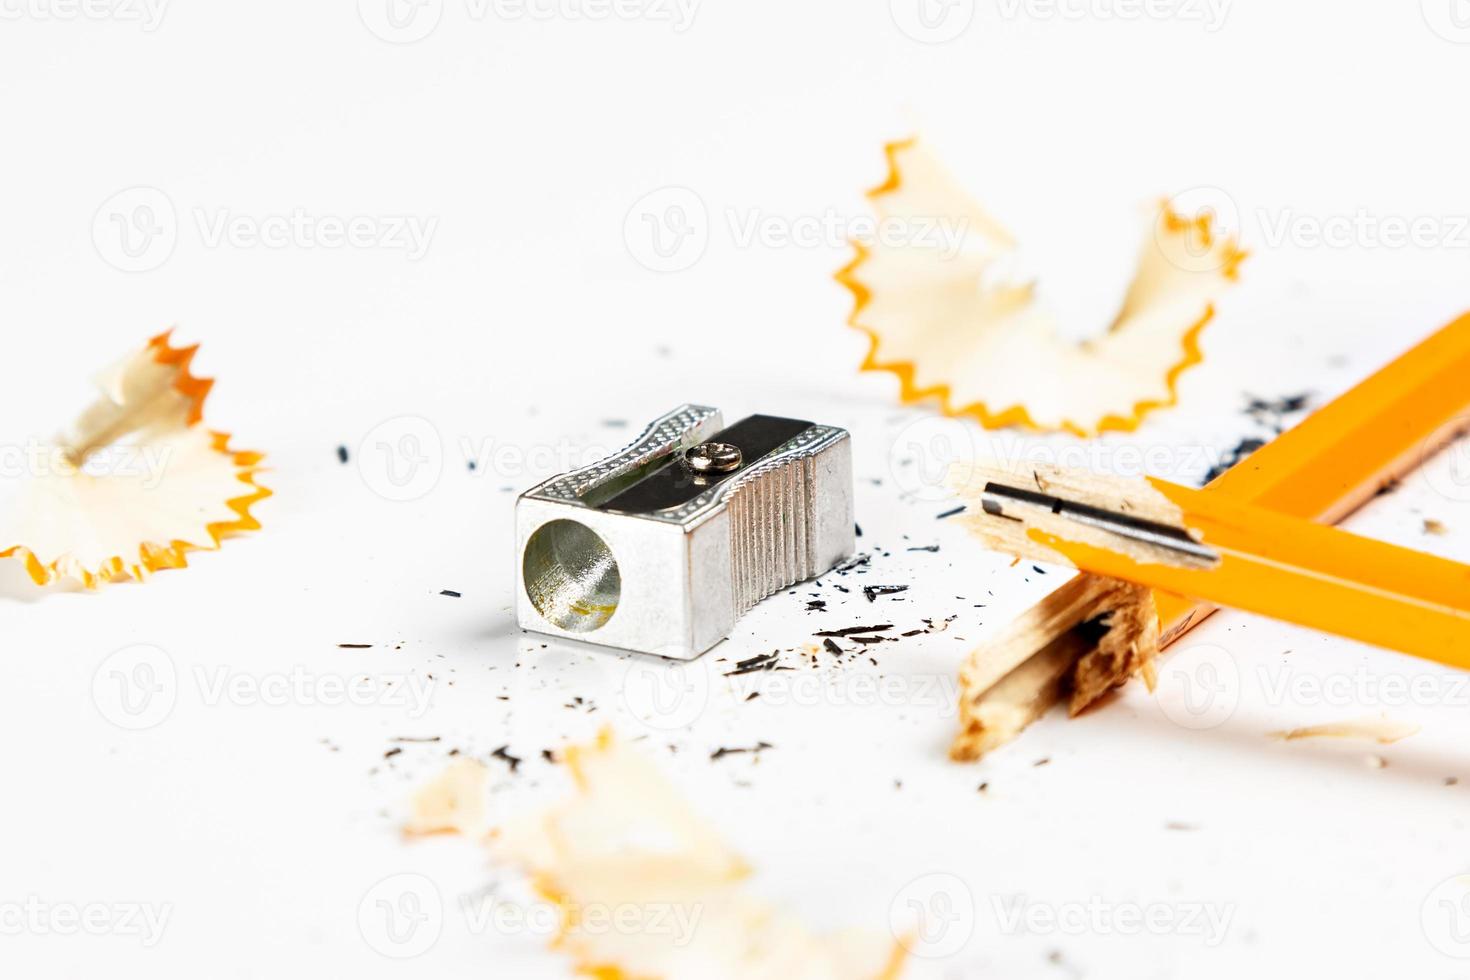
[956,459,1470,669]
[944,313,1470,758]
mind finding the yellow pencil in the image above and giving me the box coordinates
[1157,312,1470,647]
[968,471,1470,669]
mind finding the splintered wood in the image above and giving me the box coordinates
[950,574,1159,761]
[947,459,1181,760]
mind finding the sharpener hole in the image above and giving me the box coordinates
[522,520,621,632]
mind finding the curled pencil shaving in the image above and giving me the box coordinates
[837,137,1247,436]
[410,731,907,980]
[0,330,270,588]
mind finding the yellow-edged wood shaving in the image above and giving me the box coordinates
[408,732,907,980]
[837,138,1246,436]
[0,330,269,588]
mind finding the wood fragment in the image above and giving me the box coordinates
[950,574,1158,761]
[403,758,490,839]
[1269,717,1420,745]
[949,629,1081,761]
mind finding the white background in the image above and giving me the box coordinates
[3,1,1470,977]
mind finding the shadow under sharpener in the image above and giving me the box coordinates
[515,405,855,660]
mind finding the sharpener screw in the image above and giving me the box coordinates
[686,441,742,474]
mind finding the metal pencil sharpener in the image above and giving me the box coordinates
[515,405,855,659]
